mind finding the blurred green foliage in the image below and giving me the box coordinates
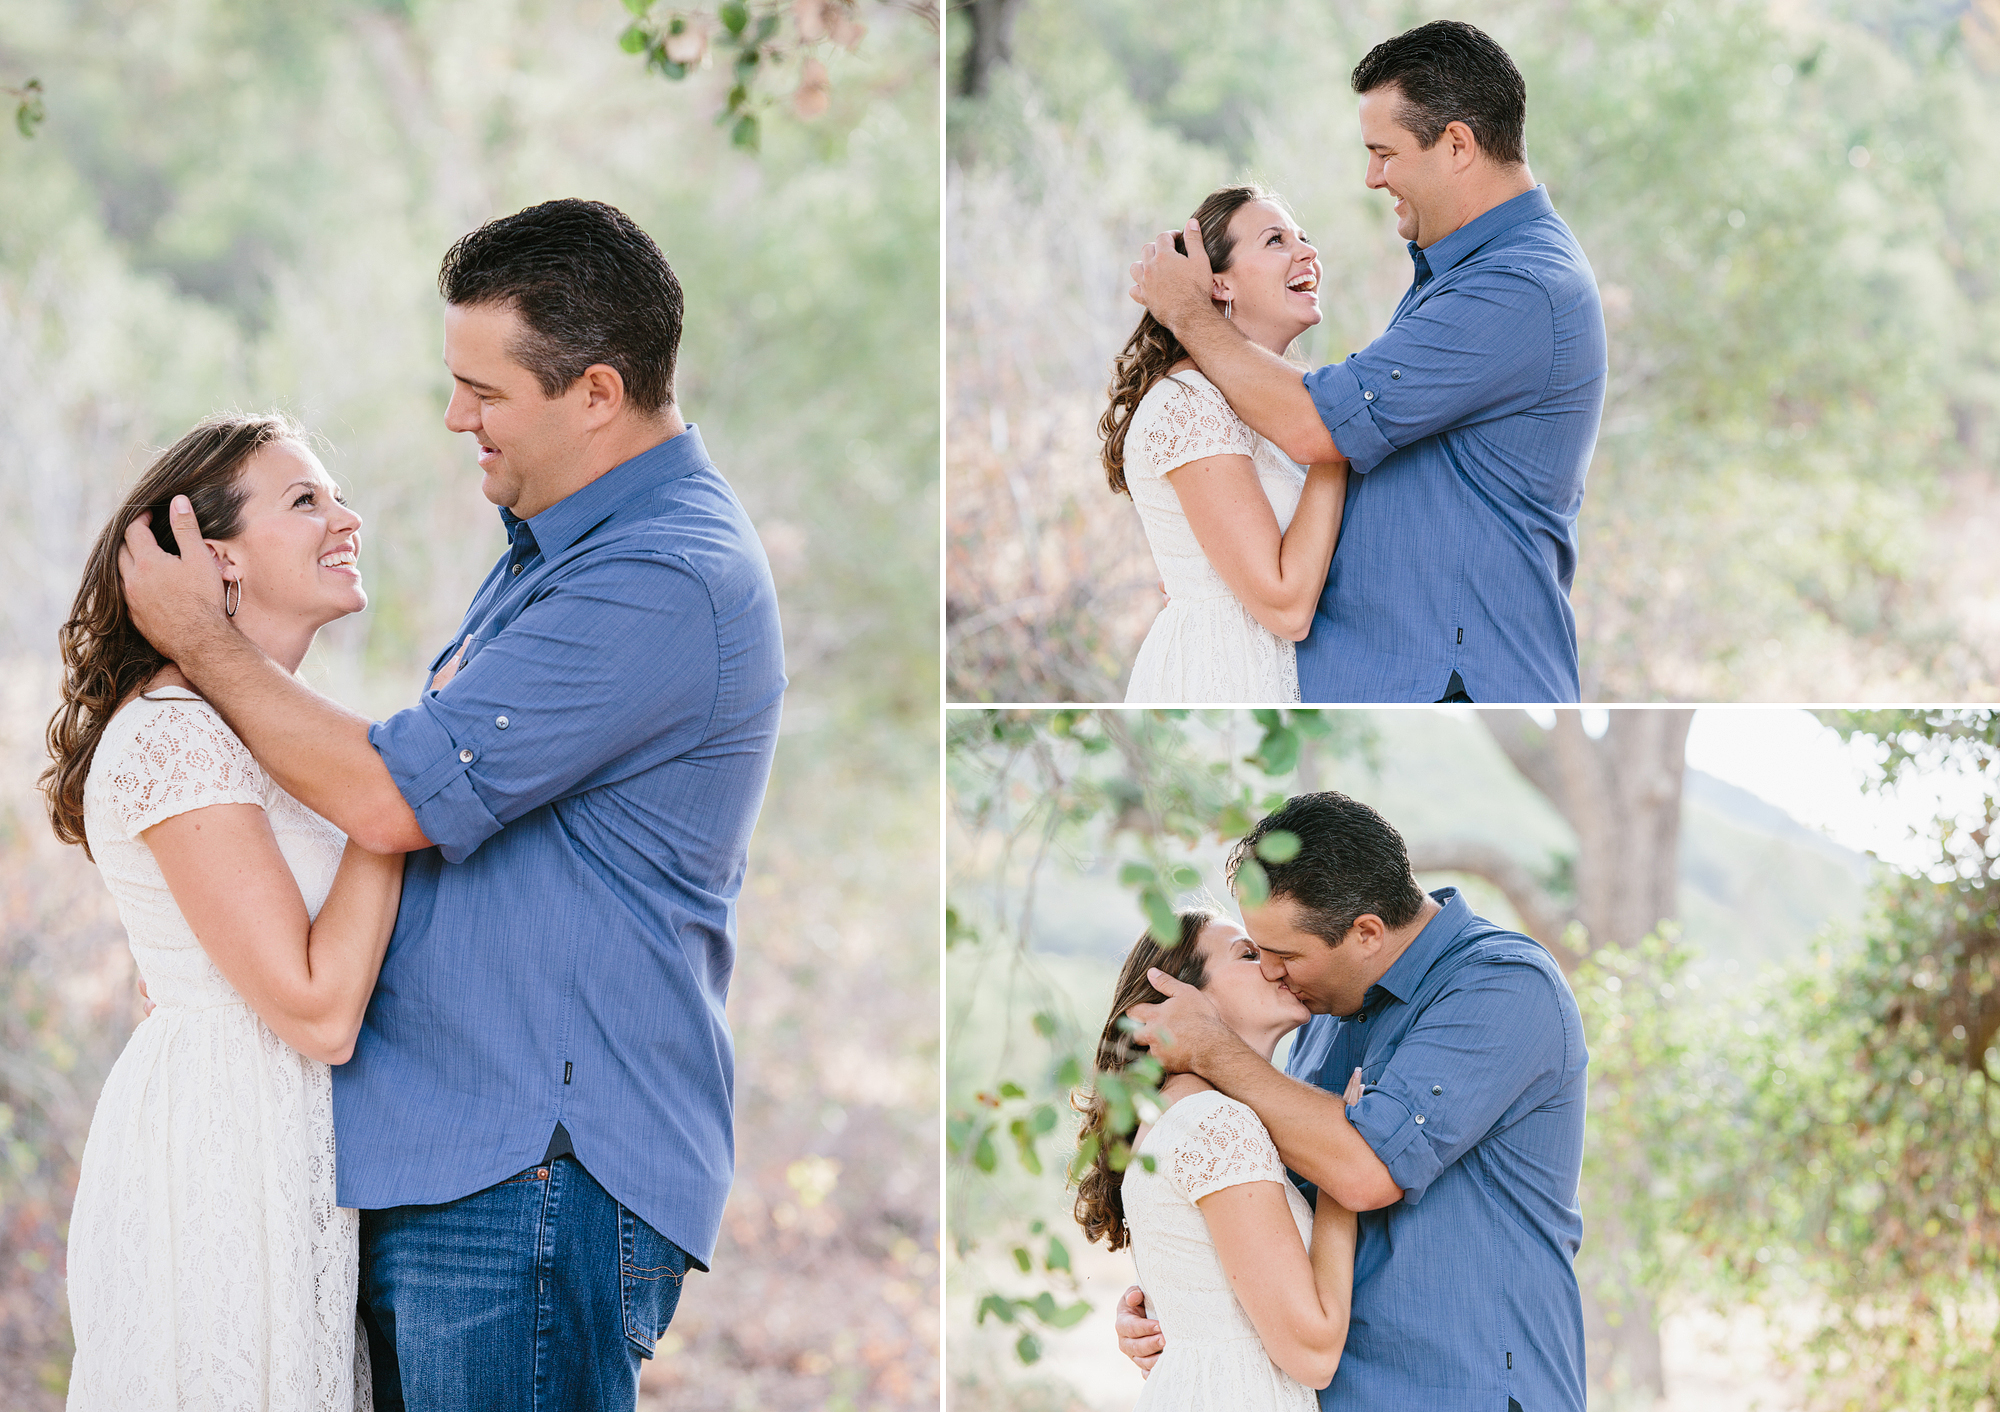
[946,0,2000,700]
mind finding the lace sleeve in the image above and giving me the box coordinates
[1166,1095,1289,1204]
[105,698,267,839]
[1139,376,1257,477]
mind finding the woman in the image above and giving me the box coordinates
[1074,910,1356,1408]
[1101,186,1348,704]
[42,414,404,1410]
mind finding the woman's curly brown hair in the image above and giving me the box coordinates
[41,414,301,858]
[1098,185,1278,495]
[1071,909,1215,1251]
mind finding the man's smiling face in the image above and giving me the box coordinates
[442,300,583,518]
[1357,86,1455,248]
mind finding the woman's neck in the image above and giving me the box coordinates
[231,609,316,676]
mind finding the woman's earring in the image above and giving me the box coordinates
[1222,299,1234,321]
[224,579,240,618]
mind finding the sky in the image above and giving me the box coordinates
[1681,708,1981,873]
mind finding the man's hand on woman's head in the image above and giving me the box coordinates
[1124,967,1229,1075]
[118,497,232,662]
[1129,218,1217,331]
[1115,1284,1163,1375]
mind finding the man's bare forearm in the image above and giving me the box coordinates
[1169,305,1342,466]
[1195,1034,1401,1210]
[173,621,429,854]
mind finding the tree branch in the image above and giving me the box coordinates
[1407,838,1585,971]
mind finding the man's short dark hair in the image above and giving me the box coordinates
[1226,791,1427,947]
[1350,20,1527,168]
[437,198,683,415]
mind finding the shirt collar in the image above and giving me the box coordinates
[498,423,711,559]
[1369,887,1476,1006]
[1407,184,1555,281]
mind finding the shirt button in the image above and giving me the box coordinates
[495,716,509,729]
[1432,1085,1443,1095]
[459,748,474,763]
[1415,1115,1425,1125]
[512,563,523,575]
[1362,390,1375,400]
[1391,369,1402,379]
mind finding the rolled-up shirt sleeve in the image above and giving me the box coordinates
[1344,960,1567,1205]
[369,548,721,864]
[1303,268,1556,475]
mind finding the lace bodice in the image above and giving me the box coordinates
[1125,372,1308,601]
[1123,1089,1316,1411]
[1121,373,1306,703]
[82,688,346,1009]
[66,687,367,1410]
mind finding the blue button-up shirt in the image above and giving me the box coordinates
[1300,186,1605,703]
[333,425,785,1269]
[1285,889,1588,1412]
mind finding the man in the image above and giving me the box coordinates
[1130,21,1607,703]
[1120,791,1588,1412]
[119,198,785,1408]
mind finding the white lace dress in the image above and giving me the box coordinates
[66,688,370,1411]
[1123,371,1308,703]
[1122,1090,1318,1411]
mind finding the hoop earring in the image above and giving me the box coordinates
[224,579,240,618]
[1222,299,1234,321]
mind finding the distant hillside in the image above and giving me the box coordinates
[1020,713,1876,974]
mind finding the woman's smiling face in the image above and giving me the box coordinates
[209,439,366,635]
[1211,198,1322,354]
[1194,917,1312,1049]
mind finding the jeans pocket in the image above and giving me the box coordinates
[618,1205,688,1359]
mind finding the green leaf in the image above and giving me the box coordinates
[1055,1055,1083,1088]
[1255,829,1301,864]
[1016,1331,1042,1364]
[1140,886,1178,943]
[619,0,654,13]
[1032,1012,1057,1039]
[1045,1298,1092,1329]
[648,48,689,80]
[1013,1245,1032,1273]
[977,1293,1016,1325]
[972,1127,997,1173]
[619,24,651,54]
[1252,725,1299,776]
[1046,1235,1072,1273]
[946,1114,975,1153]
[718,0,749,34]
[754,12,781,42]
[1028,1103,1059,1134]
[1167,862,1201,889]
[1139,1153,1157,1172]
[1252,709,1282,729]
[1118,861,1158,887]
[1069,1131,1101,1180]
[998,1081,1027,1100]
[730,112,760,151]
[1235,856,1270,908]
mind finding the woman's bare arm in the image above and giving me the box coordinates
[1167,455,1348,641]
[1198,1181,1355,1388]
[143,804,404,1064]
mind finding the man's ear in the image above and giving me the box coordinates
[577,363,627,429]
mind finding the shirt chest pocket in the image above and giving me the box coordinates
[427,633,483,694]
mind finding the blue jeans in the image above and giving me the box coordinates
[359,1157,689,1411]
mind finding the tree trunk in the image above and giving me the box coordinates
[1429,709,1694,1404]
[957,0,1023,98]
